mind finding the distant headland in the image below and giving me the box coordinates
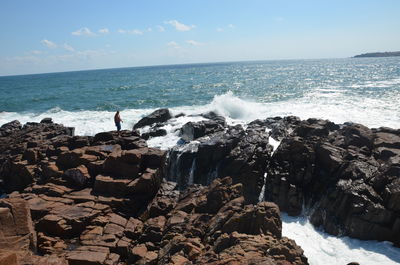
[354,51,400,58]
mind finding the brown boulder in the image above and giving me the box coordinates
[141,148,166,169]
[56,150,84,170]
[102,149,141,179]
[0,198,36,254]
[22,148,39,164]
[0,160,35,193]
[0,252,17,265]
[40,162,63,180]
[128,168,162,197]
[66,246,109,265]
[221,202,281,238]
[37,203,102,238]
[37,232,67,255]
[124,217,144,239]
[93,132,114,143]
[93,175,132,197]
[141,216,166,243]
[62,165,91,188]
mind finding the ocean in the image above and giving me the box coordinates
[1,57,400,264]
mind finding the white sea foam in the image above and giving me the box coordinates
[143,115,206,149]
[349,78,400,89]
[282,214,400,265]
[269,137,281,154]
[1,90,399,145]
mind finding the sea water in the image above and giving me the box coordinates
[1,58,400,133]
[1,58,400,264]
[282,214,400,265]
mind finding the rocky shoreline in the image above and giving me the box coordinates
[0,109,399,265]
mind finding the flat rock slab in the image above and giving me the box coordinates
[66,250,108,265]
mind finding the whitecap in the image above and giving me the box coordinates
[282,214,400,265]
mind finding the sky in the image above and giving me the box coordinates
[0,0,399,76]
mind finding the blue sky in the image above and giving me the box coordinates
[0,0,399,76]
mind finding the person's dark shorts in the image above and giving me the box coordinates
[115,122,121,131]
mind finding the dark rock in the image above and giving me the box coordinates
[68,136,92,149]
[201,111,225,121]
[0,120,21,137]
[117,135,148,150]
[180,119,226,142]
[167,123,272,203]
[174,113,185,118]
[133,108,172,129]
[63,165,91,188]
[142,181,179,219]
[93,132,114,143]
[56,149,96,170]
[142,128,167,140]
[0,160,35,193]
[264,118,400,245]
[374,131,400,149]
[41,161,63,181]
[40,118,53,124]
[344,123,374,150]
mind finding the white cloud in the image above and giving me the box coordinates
[217,24,235,32]
[63,43,75,52]
[147,28,152,32]
[186,40,204,46]
[31,50,43,55]
[131,29,143,35]
[118,29,143,35]
[5,55,41,64]
[157,25,165,32]
[167,41,180,49]
[98,28,109,34]
[41,39,57,49]
[164,20,195,31]
[72,27,95,36]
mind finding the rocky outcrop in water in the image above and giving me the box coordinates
[133,108,172,129]
[0,118,308,265]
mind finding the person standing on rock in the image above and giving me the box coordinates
[114,111,123,135]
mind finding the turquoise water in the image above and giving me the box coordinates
[1,58,399,112]
[0,58,399,135]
